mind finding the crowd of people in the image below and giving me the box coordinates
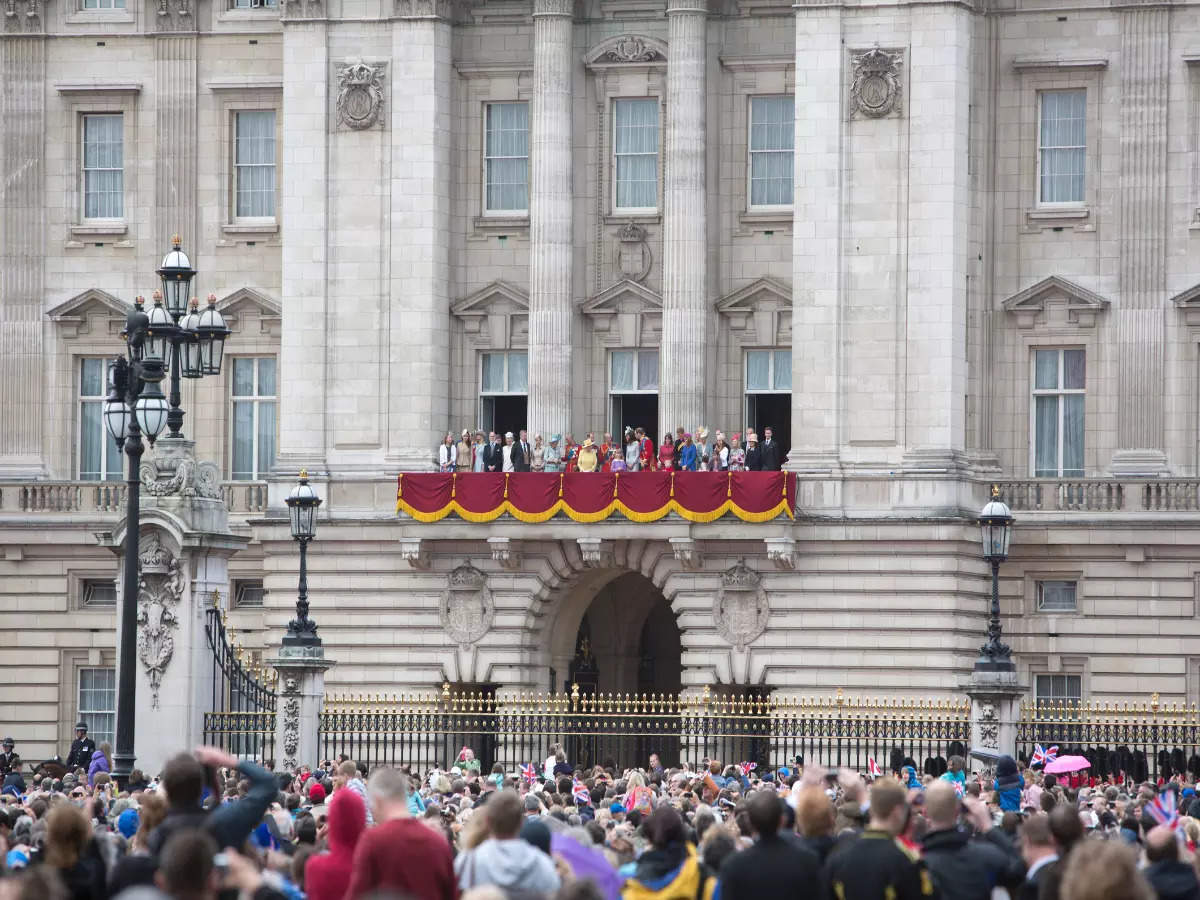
[437,427,786,474]
[1,738,1199,900]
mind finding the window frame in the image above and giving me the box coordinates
[611,97,660,215]
[746,95,795,212]
[80,112,125,222]
[80,0,126,10]
[1034,673,1082,712]
[232,109,278,223]
[1029,347,1086,478]
[233,579,265,608]
[608,349,660,395]
[1035,579,1078,613]
[78,357,123,482]
[77,666,116,748]
[481,101,529,217]
[743,348,792,394]
[479,351,528,397]
[1036,89,1087,209]
[228,356,278,481]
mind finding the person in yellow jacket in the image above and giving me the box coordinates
[622,806,716,900]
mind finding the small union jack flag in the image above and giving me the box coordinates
[1031,744,1059,768]
[520,763,537,784]
[738,761,757,776]
[868,758,883,778]
[954,781,965,798]
[1148,787,1180,830]
[572,777,592,806]
[457,746,470,762]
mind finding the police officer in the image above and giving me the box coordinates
[65,722,95,770]
[0,738,16,776]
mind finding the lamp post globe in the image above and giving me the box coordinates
[156,234,196,319]
[977,486,1016,672]
[283,471,322,646]
[196,294,231,377]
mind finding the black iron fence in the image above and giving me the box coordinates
[202,607,277,762]
[317,685,972,774]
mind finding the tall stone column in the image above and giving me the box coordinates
[386,1,453,471]
[1111,7,1169,475]
[527,0,574,442]
[153,34,198,251]
[787,1,841,472]
[658,0,707,438]
[0,36,47,478]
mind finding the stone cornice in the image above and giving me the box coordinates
[1012,56,1109,71]
[719,54,793,71]
[54,81,142,94]
[455,61,533,79]
[395,0,453,18]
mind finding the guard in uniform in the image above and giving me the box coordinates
[0,738,17,776]
[826,778,937,900]
[65,722,96,771]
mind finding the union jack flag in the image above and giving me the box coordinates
[457,746,470,762]
[738,761,757,776]
[520,763,537,784]
[1148,787,1180,829]
[868,758,883,778]
[1031,744,1059,768]
[572,777,592,806]
[954,781,965,798]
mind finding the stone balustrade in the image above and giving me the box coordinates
[998,478,1200,513]
[0,480,268,516]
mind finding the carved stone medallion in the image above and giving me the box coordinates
[714,561,769,651]
[336,61,387,131]
[600,36,664,64]
[849,48,903,119]
[440,564,494,649]
[616,222,652,283]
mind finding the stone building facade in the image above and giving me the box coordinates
[3,0,1200,765]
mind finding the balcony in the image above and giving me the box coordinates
[0,481,269,516]
[998,479,1200,514]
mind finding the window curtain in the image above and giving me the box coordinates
[485,103,529,212]
[615,100,658,209]
[235,111,276,217]
[1039,90,1085,204]
[637,350,659,391]
[1034,396,1058,477]
[750,97,794,207]
[610,351,635,391]
[507,352,529,393]
[482,353,505,393]
[1062,394,1084,476]
[232,401,254,480]
[772,350,792,391]
[745,351,770,391]
[83,115,123,218]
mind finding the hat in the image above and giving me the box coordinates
[683,433,692,441]
[582,437,595,448]
[747,432,758,443]
[462,429,470,437]
[312,769,326,782]
[698,427,709,440]
[519,818,552,855]
[505,431,514,439]
[609,802,627,814]
[1,738,12,748]
[5,848,28,870]
[75,722,87,731]
[308,783,327,804]
[116,808,139,839]
[550,434,561,444]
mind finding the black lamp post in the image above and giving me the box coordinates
[102,239,229,788]
[976,485,1015,672]
[283,470,322,646]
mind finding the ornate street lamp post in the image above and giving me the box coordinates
[976,485,1015,672]
[102,238,229,787]
[283,471,323,646]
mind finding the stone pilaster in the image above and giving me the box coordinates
[527,0,574,442]
[386,9,453,471]
[1111,7,1169,475]
[270,645,335,771]
[278,21,330,474]
[154,35,198,252]
[658,0,707,438]
[0,37,47,477]
[963,670,1027,763]
[787,1,841,472]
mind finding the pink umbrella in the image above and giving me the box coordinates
[1044,755,1091,774]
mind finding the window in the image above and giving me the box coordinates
[613,99,659,212]
[744,350,792,393]
[79,358,122,482]
[1035,674,1082,712]
[748,97,794,208]
[232,0,276,7]
[610,349,659,393]
[82,579,117,607]
[234,111,276,219]
[1032,348,1085,477]
[78,667,116,747]
[479,352,528,437]
[231,357,277,480]
[234,580,264,608]
[82,0,125,9]
[1036,580,1077,612]
[1037,90,1085,206]
[82,114,123,219]
[484,102,529,214]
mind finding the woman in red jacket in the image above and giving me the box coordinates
[305,785,367,900]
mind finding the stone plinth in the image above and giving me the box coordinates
[962,668,1027,764]
[270,643,336,771]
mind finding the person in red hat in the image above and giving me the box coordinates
[307,781,328,820]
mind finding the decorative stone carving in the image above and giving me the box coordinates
[576,538,613,568]
[488,537,521,570]
[601,36,664,63]
[138,533,172,573]
[136,554,185,709]
[4,0,41,27]
[616,222,653,283]
[399,538,429,569]
[396,0,451,16]
[335,62,387,132]
[977,702,999,750]
[440,564,494,649]
[764,537,797,570]
[669,537,701,569]
[714,560,769,651]
[280,677,301,770]
[139,457,222,500]
[849,48,903,119]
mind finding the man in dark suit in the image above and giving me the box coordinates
[1016,814,1056,900]
[511,429,531,472]
[759,426,782,471]
[482,431,502,472]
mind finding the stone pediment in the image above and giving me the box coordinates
[1170,283,1200,327]
[584,35,668,71]
[218,287,282,337]
[715,277,792,346]
[1001,275,1110,329]
[581,280,661,347]
[47,288,131,338]
[452,281,529,349]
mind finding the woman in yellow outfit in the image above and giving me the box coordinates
[622,806,716,900]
